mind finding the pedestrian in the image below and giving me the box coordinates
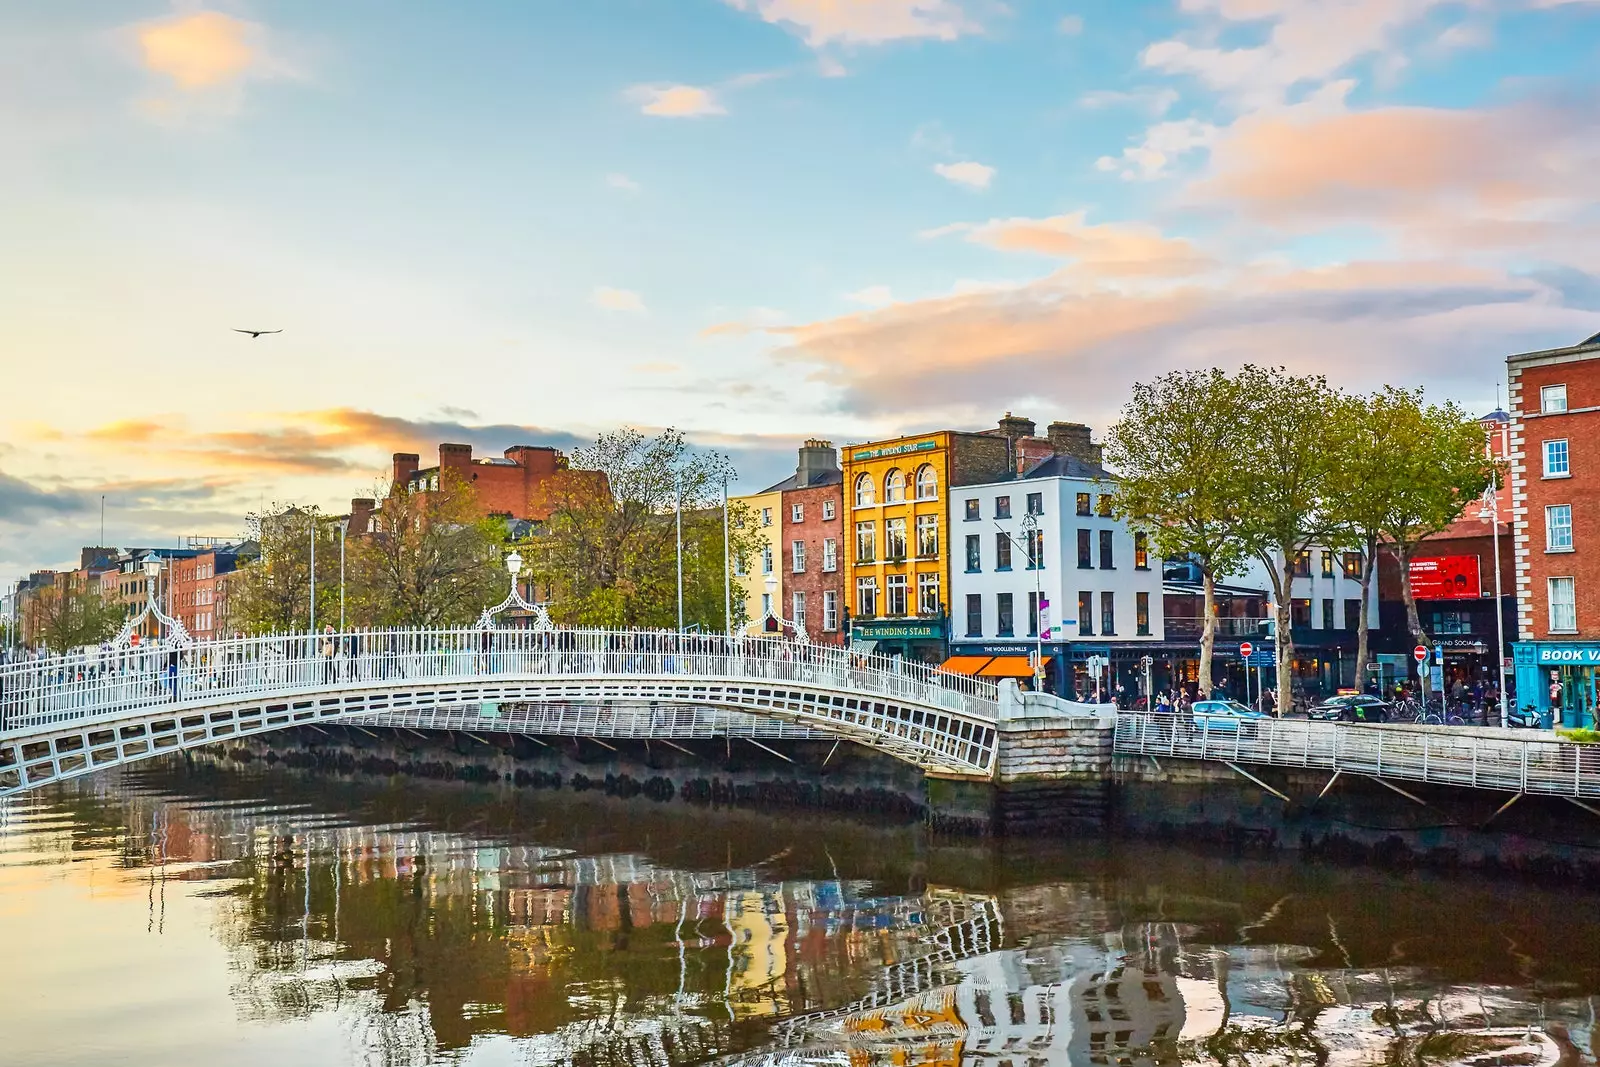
[321,625,337,683]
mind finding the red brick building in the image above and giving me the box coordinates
[392,443,586,522]
[768,441,845,645]
[1509,329,1600,724]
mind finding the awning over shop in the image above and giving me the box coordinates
[849,639,880,655]
[977,657,1036,678]
[938,655,993,676]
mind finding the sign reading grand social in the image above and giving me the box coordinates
[1536,646,1600,665]
[1409,554,1482,600]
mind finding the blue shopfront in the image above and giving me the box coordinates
[1513,641,1600,727]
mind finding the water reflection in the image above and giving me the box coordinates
[0,758,1598,1066]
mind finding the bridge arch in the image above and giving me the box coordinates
[0,628,1001,795]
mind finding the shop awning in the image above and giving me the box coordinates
[977,657,1036,678]
[938,655,994,676]
[849,639,879,655]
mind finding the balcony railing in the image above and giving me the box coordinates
[1162,617,1270,640]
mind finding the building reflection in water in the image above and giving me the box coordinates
[3,768,1597,1067]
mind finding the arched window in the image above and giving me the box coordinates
[914,464,937,500]
[884,468,906,503]
[854,473,876,507]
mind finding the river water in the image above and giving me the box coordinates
[2,757,1599,1067]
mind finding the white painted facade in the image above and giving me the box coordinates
[947,470,1166,649]
[1231,547,1380,632]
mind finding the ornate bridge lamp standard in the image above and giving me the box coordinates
[477,550,555,633]
[112,557,192,650]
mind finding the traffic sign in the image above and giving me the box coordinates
[1413,645,1428,662]
[1239,641,1253,658]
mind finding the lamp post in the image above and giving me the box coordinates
[675,469,685,634]
[338,518,349,631]
[308,516,317,634]
[722,475,732,638]
[1480,487,1507,724]
[996,512,1047,691]
[143,558,162,642]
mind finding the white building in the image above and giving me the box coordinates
[947,455,1166,696]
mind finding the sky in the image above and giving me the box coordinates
[3,0,1599,580]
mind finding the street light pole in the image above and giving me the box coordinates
[722,475,732,637]
[1483,483,1508,725]
[997,513,1047,692]
[309,516,316,633]
[675,469,685,634]
[338,519,349,631]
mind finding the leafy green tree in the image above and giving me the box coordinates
[527,428,764,630]
[1232,366,1354,715]
[347,476,507,628]
[230,505,341,634]
[28,574,123,653]
[1106,368,1255,698]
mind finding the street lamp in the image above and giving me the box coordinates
[1479,487,1508,723]
[338,518,349,631]
[996,512,1048,692]
[477,549,553,631]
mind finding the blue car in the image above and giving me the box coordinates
[1191,699,1266,732]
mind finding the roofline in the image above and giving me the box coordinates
[1507,340,1600,367]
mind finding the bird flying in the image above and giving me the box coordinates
[233,329,282,338]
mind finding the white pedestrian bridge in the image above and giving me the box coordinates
[0,628,1003,795]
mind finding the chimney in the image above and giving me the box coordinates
[1046,421,1103,464]
[392,452,420,487]
[505,444,559,478]
[795,439,838,487]
[438,442,473,474]
[996,412,1036,440]
[349,498,376,537]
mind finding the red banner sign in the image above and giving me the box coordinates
[1409,555,1481,600]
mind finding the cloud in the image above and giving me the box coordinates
[933,160,995,189]
[723,0,984,46]
[135,10,260,90]
[0,470,91,522]
[817,55,848,77]
[627,84,726,117]
[1058,14,1085,34]
[1078,87,1179,116]
[845,285,896,307]
[925,212,1213,278]
[605,172,641,193]
[1096,118,1218,180]
[591,286,647,313]
[630,361,682,374]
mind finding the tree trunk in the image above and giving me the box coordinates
[1198,569,1217,699]
[1398,544,1431,704]
[1354,534,1375,687]
[1276,551,1296,717]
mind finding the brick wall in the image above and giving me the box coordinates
[780,480,845,643]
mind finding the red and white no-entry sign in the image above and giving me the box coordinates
[1413,645,1428,662]
[1239,641,1253,657]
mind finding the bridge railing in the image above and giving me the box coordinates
[0,628,998,739]
[1114,711,1600,799]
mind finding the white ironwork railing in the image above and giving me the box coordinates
[0,627,998,740]
[1114,712,1600,799]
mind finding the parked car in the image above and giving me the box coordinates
[1191,699,1266,732]
[1308,694,1392,723]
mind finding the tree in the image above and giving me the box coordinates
[346,477,507,628]
[527,428,764,630]
[1232,366,1354,716]
[1107,369,1255,699]
[229,505,341,634]
[1378,394,1495,697]
[28,574,123,653]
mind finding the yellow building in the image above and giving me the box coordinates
[840,430,1010,662]
[729,487,784,631]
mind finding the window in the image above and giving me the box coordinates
[791,540,806,573]
[761,507,772,527]
[915,514,939,558]
[1321,551,1335,579]
[965,534,981,572]
[1545,439,1570,478]
[1028,591,1040,637]
[733,552,746,577]
[822,538,837,572]
[1134,532,1149,570]
[964,498,980,521]
[823,590,839,631]
[791,503,804,523]
[1542,384,1568,414]
[1077,529,1092,569]
[855,521,876,562]
[1291,551,1311,577]
[1136,592,1150,636]
[884,468,905,503]
[886,574,908,615]
[995,533,1013,570]
[1099,529,1114,570]
[1550,577,1577,632]
[1321,598,1334,630]
[761,592,772,620]
[856,576,878,618]
[854,474,875,507]
[1096,495,1113,518]
[793,591,806,630]
[914,465,937,500]
[1344,598,1362,630]
[1548,504,1574,551]
[1291,598,1312,626]
[1342,552,1364,579]
[1075,493,1091,516]
[1078,592,1093,636]
[1026,528,1044,569]
[760,544,773,574]
[997,593,1015,637]
[1100,592,1116,636]
[1431,609,1472,635]
[995,496,1012,519]
[1026,492,1043,516]
[965,594,982,637]
[885,517,908,560]
[822,500,835,521]
[917,572,940,615]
